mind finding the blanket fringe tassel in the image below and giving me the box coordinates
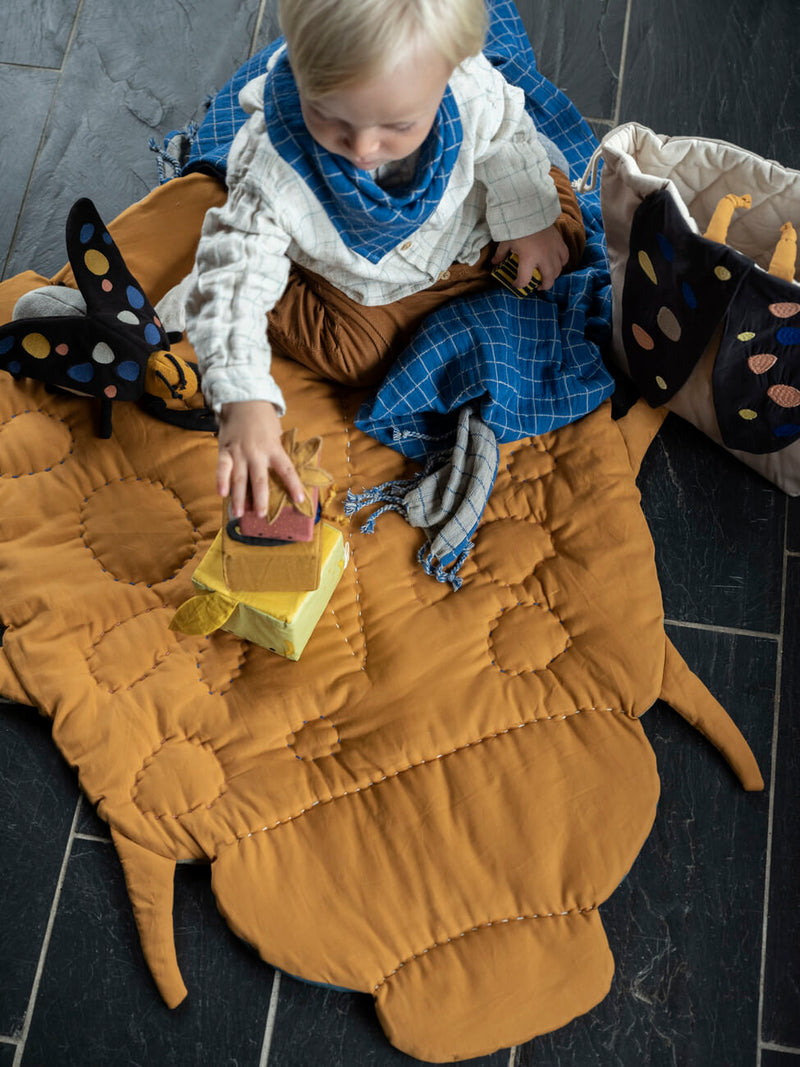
[344,459,470,591]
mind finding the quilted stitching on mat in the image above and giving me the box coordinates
[0,175,762,1063]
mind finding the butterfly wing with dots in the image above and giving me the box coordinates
[0,198,169,405]
[713,268,800,453]
[621,189,751,406]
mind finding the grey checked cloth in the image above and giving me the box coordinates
[345,406,499,591]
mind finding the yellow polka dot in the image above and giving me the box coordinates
[84,249,110,275]
[738,408,758,420]
[714,266,732,281]
[737,332,756,341]
[22,333,50,359]
[638,250,658,284]
[655,375,668,390]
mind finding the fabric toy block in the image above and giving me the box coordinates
[222,515,325,592]
[491,252,543,297]
[221,429,334,587]
[239,427,331,541]
[236,486,319,543]
[174,522,348,660]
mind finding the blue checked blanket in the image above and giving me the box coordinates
[170,0,614,588]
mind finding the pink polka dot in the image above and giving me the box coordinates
[748,353,777,374]
[632,323,655,350]
[104,385,117,398]
[768,384,800,408]
[768,302,800,319]
[101,279,113,292]
[55,343,69,356]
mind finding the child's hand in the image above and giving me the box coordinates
[492,225,568,291]
[217,400,306,519]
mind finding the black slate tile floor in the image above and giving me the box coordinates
[0,0,798,1064]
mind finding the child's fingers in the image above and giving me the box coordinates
[536,262,557,290]
[228,460,251,519]
[216,451,234,499]
[248,465,270,518]
[492,240,516,266]
[538,248,569,291]
[512,253,538,290]
[272,449,306,507]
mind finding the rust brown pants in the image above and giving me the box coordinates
[267,167,585,388]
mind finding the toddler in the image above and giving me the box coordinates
[185,0,586,518]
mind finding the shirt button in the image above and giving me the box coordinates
[401,241,412,250]
[439,269,451,281]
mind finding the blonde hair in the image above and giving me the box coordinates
[278,0,487,98]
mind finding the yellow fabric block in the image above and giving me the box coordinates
[192,523,348,660]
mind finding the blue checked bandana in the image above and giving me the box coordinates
[262,50,463,264]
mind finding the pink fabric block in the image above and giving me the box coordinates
[238,486,319,542]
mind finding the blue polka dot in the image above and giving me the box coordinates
[775,423,800,438]
[656,233,675,261]
[7,360,21,375]
[102,231,113,244]
[79,223,95,244]
[682,282,697,309]
[67,362,95,383]
[144,323,161,346]
[0,336,14,355]
[126,286,145,309]
[776,327,800,346]
[116,360,140,381]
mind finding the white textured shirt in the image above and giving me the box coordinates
[185,49,561,414]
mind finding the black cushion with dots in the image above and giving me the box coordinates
[713,264,800,453]
[0,198,171,432]
[621,188,800,455]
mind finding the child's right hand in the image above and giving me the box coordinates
[217,400,306,519]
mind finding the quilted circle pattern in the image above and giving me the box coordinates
[473,519,554,586]
[490,601,570,674]
[80,478,197,586]
[133,736,227,819]
[88,607,179,692]
[504,440,555,483]
[287,716,341,760]
[0,409,73,476]
[194,630,247,695]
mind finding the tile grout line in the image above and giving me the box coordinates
[1,0,85,282]
[507,1044,518,1066]
[0,60,63,73]
[755,502,789,1067]
[12,795,83,1067]
[74,831,111,844]
[258,969,282,1067]
[612,0,634,127]
[664,617,779,641]
[761,1042,800,1055]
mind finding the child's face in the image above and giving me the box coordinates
[298,42,454,171]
